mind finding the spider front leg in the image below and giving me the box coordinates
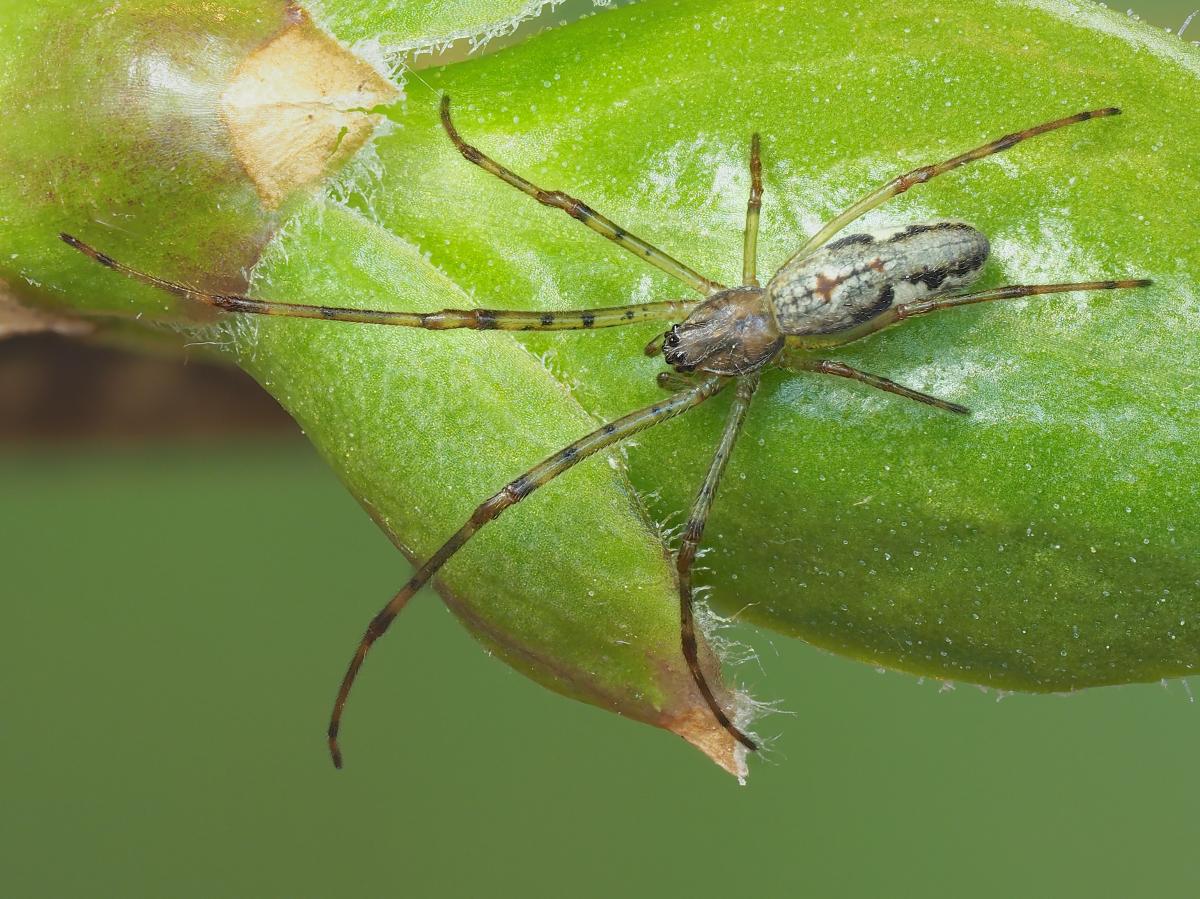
[61,234,697,332]
[790,107,1121,260]
[676,372,762,752]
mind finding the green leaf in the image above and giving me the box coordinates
[356,0,1200,692]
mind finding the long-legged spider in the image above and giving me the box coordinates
[63,96,1150,766]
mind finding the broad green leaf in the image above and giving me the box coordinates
[359,0,1200,691]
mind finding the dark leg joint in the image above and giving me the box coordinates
[484,491,519,521]
[540,190,592,222]
[214,296,243,312]
[365,610,394,643]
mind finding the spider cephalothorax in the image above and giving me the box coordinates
[662,288,782,375]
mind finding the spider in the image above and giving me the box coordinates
[63,95,1150,767]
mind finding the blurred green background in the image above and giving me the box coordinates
[3,2,1199,896]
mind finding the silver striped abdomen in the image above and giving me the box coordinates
[767,221,990,336]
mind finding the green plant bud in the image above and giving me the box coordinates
[0,0,396,321]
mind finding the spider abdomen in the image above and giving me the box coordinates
[767,221,990,336]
